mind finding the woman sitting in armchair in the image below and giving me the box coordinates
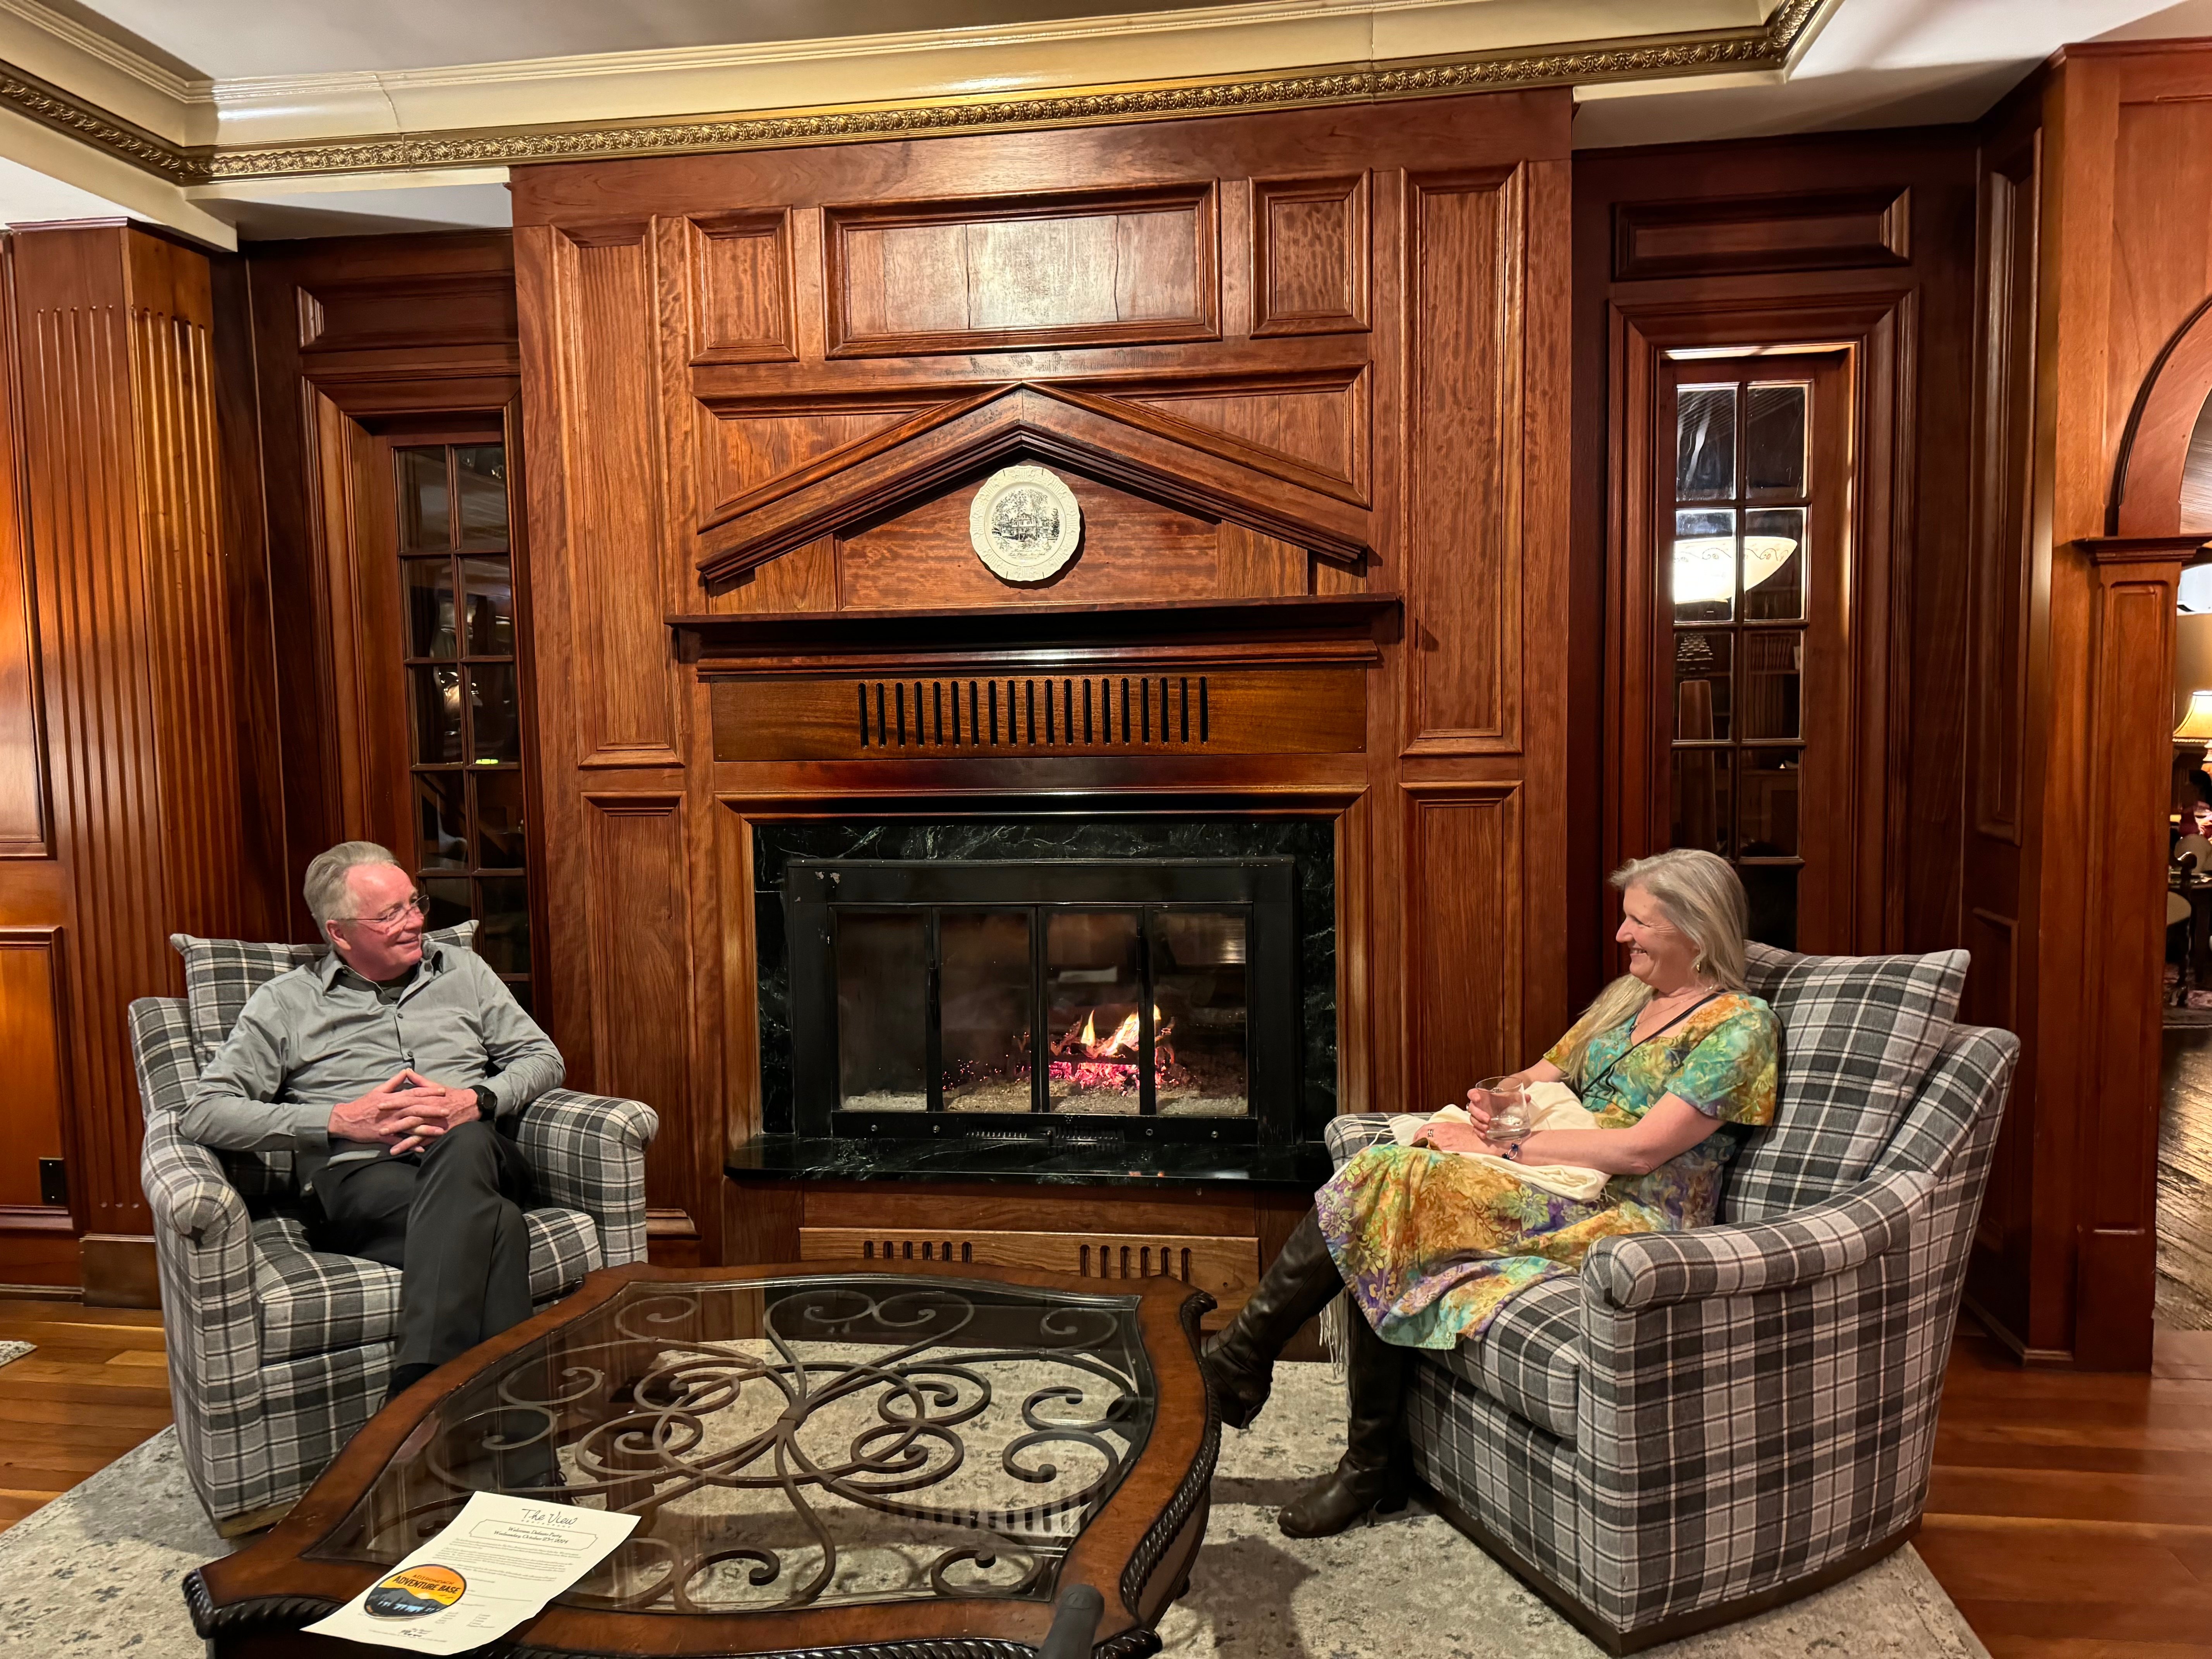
[1201,847,1778,1536]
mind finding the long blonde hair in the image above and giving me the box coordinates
[1556,849,1750,1078]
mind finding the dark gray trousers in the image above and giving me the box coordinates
[313,1119,534,1373]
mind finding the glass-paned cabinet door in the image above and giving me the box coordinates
[392,440,537,1014]
[1656,350,1851,951]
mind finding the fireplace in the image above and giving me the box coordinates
[748,815,1337,1173]
[785,857,1297,1145]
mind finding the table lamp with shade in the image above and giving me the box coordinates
[2178,690,2212,767]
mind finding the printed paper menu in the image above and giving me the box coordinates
[304,1492,637,1654]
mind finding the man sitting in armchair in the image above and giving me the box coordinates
[177,840,563,1402]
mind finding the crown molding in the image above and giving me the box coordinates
[0,54,198,182]
[0,0,208,106]
[194,0,1773,144]
[0,0,1828,188]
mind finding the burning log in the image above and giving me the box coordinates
[1047,1003,1187,1094]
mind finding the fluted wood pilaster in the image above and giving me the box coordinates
[13,225,254,1248]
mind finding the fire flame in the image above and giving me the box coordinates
[1072,1006,1159,1059]
[1101,1011,1141,1056]
[1049,1004,1176,1093]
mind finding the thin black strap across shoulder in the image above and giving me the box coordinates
[1578,991,1722,1100]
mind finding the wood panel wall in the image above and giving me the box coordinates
[1963,82,2049,1358]
[1963,42,2212,1369]
[0,224,277,1295]
[245,232,525,938]
[1570,76,2212,1370]
[509,91,1573,1269]
[1571,129,1980,1000]
[0,233,69,1287]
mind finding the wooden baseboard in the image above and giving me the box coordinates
[2074,1226,2157,1370]
[81,1234,160,1309]
[1961,1290,2076,1367]
[647,1233,703,1269]
[1421,1481,1918,1655]
[0,1205,81,1290]
[0,1281,82,1302]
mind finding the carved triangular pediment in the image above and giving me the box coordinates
[1129,376,1365,500]
[692,380,1373,586]
[704,407,918,507]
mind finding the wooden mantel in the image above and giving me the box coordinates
[669,592,1402,675]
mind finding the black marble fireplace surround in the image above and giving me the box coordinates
[734,816,1337,1188]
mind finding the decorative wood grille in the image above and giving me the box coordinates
[857,675,1207,750]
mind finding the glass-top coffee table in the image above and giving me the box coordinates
[185,1261,1218,1657]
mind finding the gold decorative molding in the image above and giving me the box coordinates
[0,0,1826,187]
[0,55,198,184]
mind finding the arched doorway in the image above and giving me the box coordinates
[2103,301,2212,1336]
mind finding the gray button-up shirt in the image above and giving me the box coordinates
[178,941,563,1189]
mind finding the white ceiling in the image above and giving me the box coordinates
[1577,0,2212,146]
[3,0,2211,241]
[187,172,517,240]
[0,148,126,221]
[63,0,1244,80]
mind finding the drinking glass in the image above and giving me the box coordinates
[1474,1076,1532,1140]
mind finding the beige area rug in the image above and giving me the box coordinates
[0,1364,1986,1657]
[0,1343,30,1370]
[1169,1364,1988,1659]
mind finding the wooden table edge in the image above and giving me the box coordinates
[187,1260,1221,1657]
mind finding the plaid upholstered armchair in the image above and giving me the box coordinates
[132,926,659,1535]
[1326,943,2017,1655]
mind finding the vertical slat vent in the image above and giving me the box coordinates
[855,676,1209,749]
[1077,1240,1198,1283]
[859,1238,978,1264]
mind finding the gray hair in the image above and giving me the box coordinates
[1557,848,1750,1075]
[304,841,403,930]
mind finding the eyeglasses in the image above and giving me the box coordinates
[337,893,427,932]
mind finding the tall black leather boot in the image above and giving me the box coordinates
[1198,1211,1343,1429]
[1276,1304,1412,1538]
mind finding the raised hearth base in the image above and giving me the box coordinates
[723,1146,1329,1339]
[728,1133,1332,1188]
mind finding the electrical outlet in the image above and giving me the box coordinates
[37,1157,67,1207]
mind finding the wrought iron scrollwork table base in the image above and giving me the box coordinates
[184,1261,1219,1659]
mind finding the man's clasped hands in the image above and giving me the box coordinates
[328,1070,481,1156]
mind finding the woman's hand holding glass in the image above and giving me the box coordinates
[1411,1118,1497,1154]
[1470,1076,1534,1137]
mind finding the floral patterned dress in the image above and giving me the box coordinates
[1316,991,1779,1348]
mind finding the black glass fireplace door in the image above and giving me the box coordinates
[784,859,1297,1143]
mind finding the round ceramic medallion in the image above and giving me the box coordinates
[969,464,1082,583]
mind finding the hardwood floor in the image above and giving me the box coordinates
[1919,1322,2212,1658]
[2159,1029,2212,1329]
[0,1298,171,1534]
[0,1297,2206,1656]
